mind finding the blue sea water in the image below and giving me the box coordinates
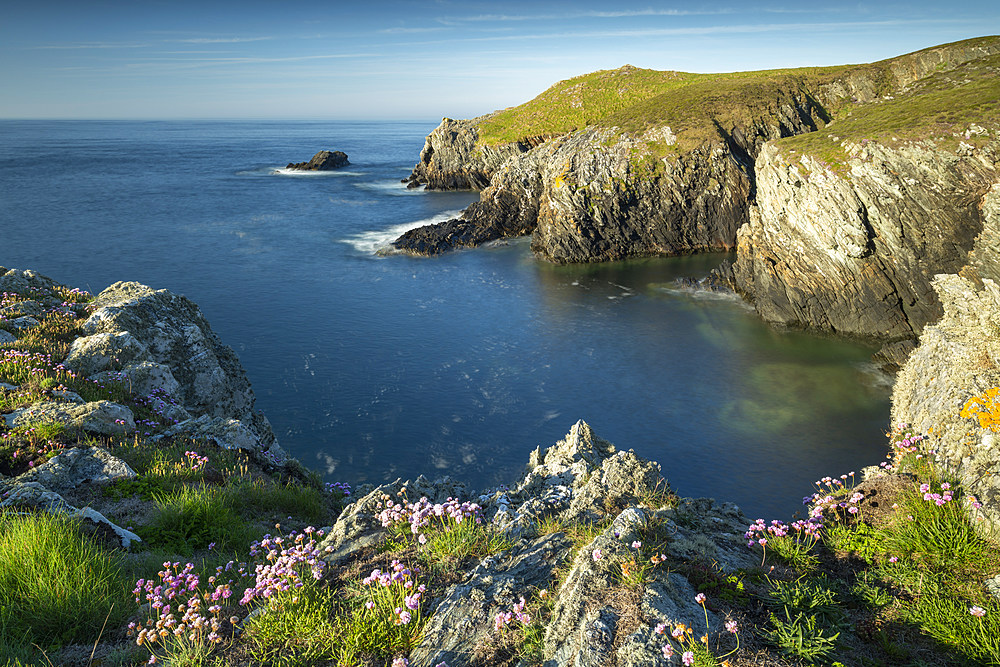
[0,120,891,520]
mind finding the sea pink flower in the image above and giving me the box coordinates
[970,606,986,617]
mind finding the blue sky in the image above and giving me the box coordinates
[2,1,998,120]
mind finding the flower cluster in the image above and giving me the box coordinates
[494,596,531,630]
[240,527,330,606]
[920,481,954,506]
[658,594,739,666]
[184,450,209,472]
[325,481,352,496]
[375,491,482,541]
[745,517,822,547]
[358,559,427,631]
[129,561,244,650]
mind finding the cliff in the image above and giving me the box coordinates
[733,51,1000,341]
[394,37,1000,345]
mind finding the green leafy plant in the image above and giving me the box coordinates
[764,608,840,662]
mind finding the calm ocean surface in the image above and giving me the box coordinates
[0,120,890,519]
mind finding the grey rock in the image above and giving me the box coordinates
[285,150,349,171]
[8,446,136,493]
[91,361,183,406]
[402,117,538,191]
[5,400,135,435]
[0,299,44,318]
[156,414,281,458]
[320,474,468,566]
[4,316,40,331]
[0,382,17,391]
[733,140,999,338]
[65,331,150,376]
[0,329,15,344]
[80,281,276,451]
[50,389,85,404]
[0,267,58,295]
[892,274,1000,536]
[410,533,572,667]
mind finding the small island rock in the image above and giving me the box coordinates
[285,150,349,171]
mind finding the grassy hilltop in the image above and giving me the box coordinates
[475,35,1000,157]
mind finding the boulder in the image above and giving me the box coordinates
[4,400,135,435]
[0,482,141,549]
[74,281,277,452]
[285,150,349,171]
[7,445,136,493]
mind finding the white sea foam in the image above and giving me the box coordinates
[340,210,464,255]
[655,282,755,309]
[271,168,365,177]
[356,179,426,195]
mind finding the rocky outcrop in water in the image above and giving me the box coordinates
[285,150,349,171]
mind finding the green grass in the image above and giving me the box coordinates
[242,586,340,667]
[470,35,1000,171]
[0,511,131,650]
[137,484,256,556]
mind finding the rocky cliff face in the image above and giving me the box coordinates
[732,137,1000,340]
[395,87,827,261]
[402,117,544,191]
[891,273,1000,537]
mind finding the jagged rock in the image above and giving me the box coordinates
[4,400,135,435]
[285,150,349,171]
[321,474,469,566]
[91,362,185,409]
[78,281,277,451]
[4,316,40,331]
[891,274,1000,536]
[7,446,136,493]
[733,140,1000,338]
[659,498,758,571]
[402,117,538,191]
[0,267,58,294]
[410,533,572,667]
[156,414,282,459]
[0,481,140,548]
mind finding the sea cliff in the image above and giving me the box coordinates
[393,37,1000,352]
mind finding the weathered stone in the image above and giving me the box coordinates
[156,414,281,459]
[0,299,44,318]
[410,533,572,667]
[0,329,15,344]
[8,446,136,493]
[733,140,999,338]
[321,474,469,566]
[5,400,135,435]
[4,316,40,331]
[65,331,150,376]
[0,267,58,294]
[891,274,1000,536]
[285,150,349,171]
[80,281,276,451]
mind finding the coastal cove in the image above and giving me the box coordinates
[0,119,890,520]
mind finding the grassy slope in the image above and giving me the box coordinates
[475,36,1000,156]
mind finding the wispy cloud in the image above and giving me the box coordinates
[439,8,736,23]
[378,26,448,34]
[178,36,275,44]
[30,42,151,50]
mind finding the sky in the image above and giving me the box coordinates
[2,1,998,120]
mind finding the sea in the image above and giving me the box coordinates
[0,119,891,520]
